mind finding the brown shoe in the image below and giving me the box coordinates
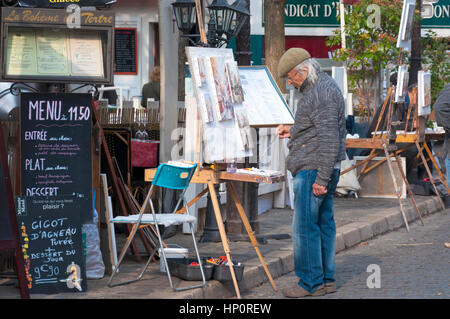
[282,284,326,298]
[325,282,337,294]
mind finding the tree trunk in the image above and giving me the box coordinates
[409,0,422,86]
[264,0,287,93]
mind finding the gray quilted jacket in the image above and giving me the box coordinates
[287,71,346,186]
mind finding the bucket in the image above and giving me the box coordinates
[158,244,188,272]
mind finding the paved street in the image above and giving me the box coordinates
[241,210,450,299]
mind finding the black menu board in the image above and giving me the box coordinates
[16,196,86,294]
[20,93,92,224]
[114,28,137,75]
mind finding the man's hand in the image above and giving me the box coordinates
[312,182,327,196]
[276,125,292,139]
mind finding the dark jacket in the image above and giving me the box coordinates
[287,71,347,186]
[433,84,450,153]
[141,81,160,107]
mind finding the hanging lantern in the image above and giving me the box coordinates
[171,0,197,34]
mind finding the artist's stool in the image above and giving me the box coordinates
[107,163,207,291]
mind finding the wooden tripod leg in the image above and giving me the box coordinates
[382,144,410,232]
[207,181,241,299]
[358,149,377,179]
[393,153,424,226]
[226,182,278,292]
[176,187,209,214]
[415,141,446,211]
[423,142,450,195]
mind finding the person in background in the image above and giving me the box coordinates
[276,48,346,298]
[433,84,450,184]
[141,66,160,107]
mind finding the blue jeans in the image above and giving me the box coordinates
[446,154,450,186]
[292,169,340,293]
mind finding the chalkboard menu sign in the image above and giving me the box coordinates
[16,196,87,294]
[20,93,93,224]
[114,28,137,75]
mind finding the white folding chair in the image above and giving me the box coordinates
[107,163,206,291]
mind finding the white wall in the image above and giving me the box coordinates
[110,1,159,103]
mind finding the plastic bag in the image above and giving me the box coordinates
[82,210,105,279]
[337,154,361,195]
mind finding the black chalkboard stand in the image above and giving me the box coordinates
[0,123,30,299]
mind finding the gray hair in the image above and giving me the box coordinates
[294,58,321,86]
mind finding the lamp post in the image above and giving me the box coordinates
[171,0,249,48]
[171,0,249,242]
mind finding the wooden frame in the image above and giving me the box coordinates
[0,122,29,299]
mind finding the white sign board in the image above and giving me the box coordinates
[238,66,295,127]
[396,0,416,52]
[418,70,432,116]
[395,65,409,103]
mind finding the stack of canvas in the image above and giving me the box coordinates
[186,47,253,163]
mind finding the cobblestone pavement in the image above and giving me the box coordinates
[241,210,450,299]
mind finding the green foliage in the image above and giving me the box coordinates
[326,0,404,118]
[326,0,402,83]
[422,30,450,105]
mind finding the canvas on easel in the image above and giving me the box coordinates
[396,0,416,52]
[238,66,295,127]
[185,46,252,163]
[418,70,432,116]
[395,65,409,103]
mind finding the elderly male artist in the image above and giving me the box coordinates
[276,48,346,297]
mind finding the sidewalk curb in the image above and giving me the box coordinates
[176,196,445,299]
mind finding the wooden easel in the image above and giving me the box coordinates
[145,167,279,299]
[161,1,277,299]
[344,86,447,232]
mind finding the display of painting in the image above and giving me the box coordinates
[186,47,254,163]
[395,0,431,116]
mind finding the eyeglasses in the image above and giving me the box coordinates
[286,69,303,82]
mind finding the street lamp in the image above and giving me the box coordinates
[226,0,250,38]
[171,0,249,47]
[171,0,197,35]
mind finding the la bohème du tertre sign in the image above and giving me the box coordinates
[18,0,117,8]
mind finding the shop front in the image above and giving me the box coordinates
[247,0,450,65]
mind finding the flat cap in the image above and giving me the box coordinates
[277,48,311,78]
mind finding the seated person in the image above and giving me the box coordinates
[141,66,160,107]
